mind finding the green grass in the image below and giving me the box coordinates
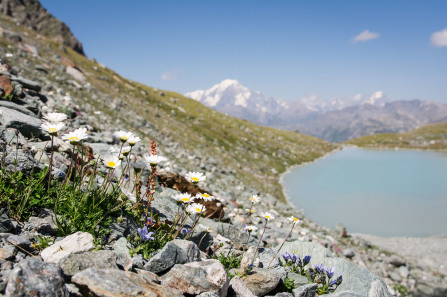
[345,123,447,150]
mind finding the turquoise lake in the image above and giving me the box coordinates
[282,147,447,237]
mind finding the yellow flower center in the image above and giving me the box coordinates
[181,198,190,202]
[202,193,210,198]
[265,215,270,219]
[121,136,128,140]
[107,161,116,168]
[191,177,199,182]
[195,208,202,212]
[69,136,79,142]
[48,127,57,133]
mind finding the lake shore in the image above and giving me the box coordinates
[354,233,447,276]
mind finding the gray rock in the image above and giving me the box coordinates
[10,76,42,92]
[325,290,365,297]
[0,107,41,138]
[292,283,317,297]
[1,146,44,174]
[131,254,146,270]
[7,235,31,249]
[0,248,14,261]
[0,211,14,233]
[279,241,391,297]
[241,268,283,296]
[272,293,293,297]
[198,293,220,297]
[41,231,95,263]
[228,276,256,297]
[398,266,409,278]
[135,269,160,284]
[286,272,308,287]
[5,258,68,296]
[343,248,355,258]
[388,255,405,267]
[144,239,201,274]
[72,268,183,297]
[112,237,132,270]
[0,101,36,117]
[107,214,139,241]
[59,250,118,278]
[161,259,229,297]
[26,215,57,235]
[66,67,86,83]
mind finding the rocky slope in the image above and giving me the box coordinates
[0,4,445,297]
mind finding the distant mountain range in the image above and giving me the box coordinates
[185,80,447,142]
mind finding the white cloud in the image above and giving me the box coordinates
[352,30,380,43]
[161,69,180,81]
[430,28,447,47]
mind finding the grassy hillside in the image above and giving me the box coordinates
[0,15,337,202]
[345,122,447,150]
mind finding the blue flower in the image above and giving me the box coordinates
[282,252,291,262]
[137,226,155,241]
[324,266,336,278]
[335,275,343,285]
[181,228,190,235]
[314,264,323,273]
[303,255,311,264]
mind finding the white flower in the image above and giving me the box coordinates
[62,128,88,144]
[43,112,68,123]
[121,146,131,156]
[249,195,260,204]
[186,203,206,214]
[103,155,121,169]
[122,189,137,203]
[172,193,193,203]
[198,224,212,233]
[245,208,255,214]
[93,111,101,115]
[114,130,134,143]
[261,212,274,221]
[287,216,300,224]
[185,172,206,184]
[128,136,141,146]
[195,193,215,202]
[144,154,166,167]
[244,225,258,232]
[41,122,64,135]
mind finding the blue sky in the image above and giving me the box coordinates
[40,0,447,103]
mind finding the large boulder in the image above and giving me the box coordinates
[5,258,68,297]
[161,259,229,297]
[59,250,118,278]
[240,268,283,296]
[41,232,95,263]
[279,241,391,297]
[71,268,183,297]
[0,106,41,138]
[144,239,201,274]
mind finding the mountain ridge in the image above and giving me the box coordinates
[186,80,447,142]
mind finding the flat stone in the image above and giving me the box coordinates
[388,255,406,267]
[72,268,183,297]
[0,107,41,138]
[7,235,31,249]
[41,231,95,263]
[66,66,86,83]
[292,283,317,297]
[144,239,201,274]
[59,250,118,278]
[0,100,36,117]
[279,241,391,297]
[343,248,355,259]
[241,268,283,296]
[228,276,256,297]
[10,76,42,92]
[161,259,229,297]
[5,258,68,296]
[286,272,308,287]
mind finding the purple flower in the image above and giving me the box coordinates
[282,252,291,262]
[335,275,343,285]
[181,228,190,235]
[137,226,155,241]
[324,267,336,278]
[314,264,323,273]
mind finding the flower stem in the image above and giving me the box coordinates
[267,223,295,268]
[251,219,268,265]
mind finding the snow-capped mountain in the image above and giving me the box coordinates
[185,79,301,125]
[185,80,447,142]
